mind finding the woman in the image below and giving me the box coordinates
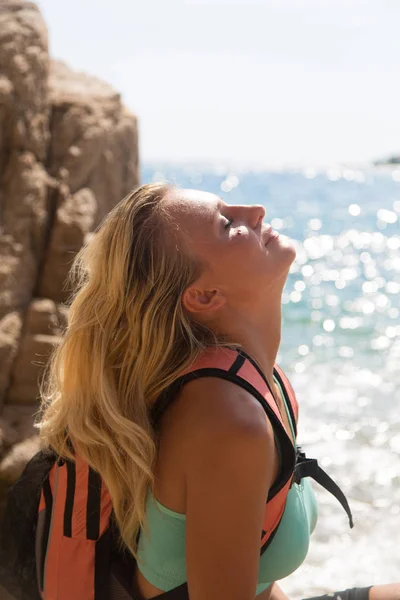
[4,182,397,600]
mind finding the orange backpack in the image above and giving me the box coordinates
[0,346,353,599]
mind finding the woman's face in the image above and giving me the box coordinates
[164,188,296,314]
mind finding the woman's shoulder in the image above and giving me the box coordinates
[152,374,278,519]
[157,375,276,488]
[167,375,274,441]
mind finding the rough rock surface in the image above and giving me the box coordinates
[38,59,140,301]
[0,0,140,512]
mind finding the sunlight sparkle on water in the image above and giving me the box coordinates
[311,311,322,322]
[338,346,354,358]
[391,170,400,181]
[377,209,398,224]
[387,237,400,250]
[290,291,302,303]
[323,319,336,332]
[294,280,306,291]
[385,326,400,338]
[301,265,314,276]
[308,218,322,231]
[343,169,356,181]
[326,168,341,181]
[360,251,371,263]
[298,345,309,356]
[325,294,340,307]
[371,336,391,351]
[339,317,362,330]
[221,174,239,192]
[311,298,323,309]
[362,281,378,294]
[386,281,400,294]
[349,203,361,216]
[304,168,317,179]
[334,279,346,289]
[271,217,284,229]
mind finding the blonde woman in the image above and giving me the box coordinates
[1,183,398,600]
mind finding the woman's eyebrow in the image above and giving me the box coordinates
[214,199,228,234]
[217,198,227,213]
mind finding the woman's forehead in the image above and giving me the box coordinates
[163,188,222,246]
[165,188,221,216]
[180,188,219,205]
[163,189,224,242]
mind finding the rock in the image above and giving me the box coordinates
[24,298,60,335]
[0,435,41,484]
[0,0,50,318]
[0,404,39,456]
[1,300,65,407]
[47,59,139,226]
[0,153,50,314]
[374,155,400,166]
[0,1,140,494]
[0,1,50,412]
[0,1,49,163]
[0,311,23,405]
[36,59,140,302]
[7,333,61,404]
[38,187,97,301]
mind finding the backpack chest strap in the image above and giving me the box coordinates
[293,446,354,529]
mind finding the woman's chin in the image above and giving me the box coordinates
[271,233,297,261]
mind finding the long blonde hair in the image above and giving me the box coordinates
[37,182,240,558]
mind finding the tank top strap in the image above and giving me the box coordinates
[151,346,284,430]
[273,364,298,436]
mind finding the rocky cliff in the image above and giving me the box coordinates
[0,1,140,510]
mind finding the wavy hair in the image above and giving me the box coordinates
[36,182,240,559]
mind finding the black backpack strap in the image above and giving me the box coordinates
[0,447,58,600]
[294,447,354,529]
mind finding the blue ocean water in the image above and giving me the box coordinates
[142,164,400,598]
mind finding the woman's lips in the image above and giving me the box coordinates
[264,227,280,246]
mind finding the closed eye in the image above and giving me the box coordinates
[224,218,233,230]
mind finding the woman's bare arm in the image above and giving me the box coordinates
[179,378,277,600]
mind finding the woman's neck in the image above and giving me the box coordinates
[214,300,282,386]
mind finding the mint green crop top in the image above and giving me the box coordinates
[136,377,318,596]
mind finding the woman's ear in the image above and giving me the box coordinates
[182,286,226,315]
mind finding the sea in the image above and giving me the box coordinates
[142,164,400,599]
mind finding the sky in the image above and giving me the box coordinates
[36,0,400,167]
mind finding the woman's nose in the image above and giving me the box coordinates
[248,204,265,228]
